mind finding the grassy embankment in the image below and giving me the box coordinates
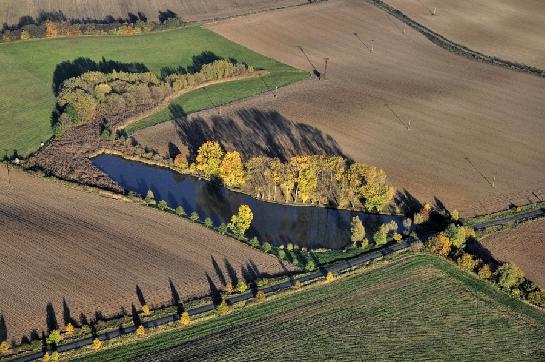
[67,253,545,361]
[0,26,307,158]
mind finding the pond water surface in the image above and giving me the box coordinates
[93,154,408,249]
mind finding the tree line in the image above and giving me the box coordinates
[174,141,395,212]
[1,10,184,43]
[54,60,255,135]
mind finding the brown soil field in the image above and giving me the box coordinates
[0,0,306,26]
[0,166,291,343]
[482,218,545,288]
[385,0,545,69]
[135,0,545,217]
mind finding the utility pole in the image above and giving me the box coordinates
[323,58,329,80]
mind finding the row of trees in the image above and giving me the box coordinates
[427,219,545,309]
[1,11,184,43]
[54,60,255,134]
[175,141,395,212]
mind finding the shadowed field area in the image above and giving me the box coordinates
[69,254,545,361]
[0,166,292,343]
[385,0,545,69]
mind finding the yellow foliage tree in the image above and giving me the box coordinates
[228,204,253,238]
[256,290,266,302]
[220,151,245,187]
[457,253,478,271]
[196,141,224,179]
[20,30,30,40]
[43,352,51,362]
[136,325,145,336]
[92,338,102,351]
[0,341,10,354]
[142,304,150,316]
[174,154,188,169]
[428,232,452,257]
[65,323,74,335]
[179,311,190,327]
[216,300,229,316]
[478,264,493,280]
[360,166,395,212]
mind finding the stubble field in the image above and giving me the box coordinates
[136,0,545,217]
[0,166,291,343]
[385,0,545,69]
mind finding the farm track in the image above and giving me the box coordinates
[9,208,536,361]
[369,0,545,78]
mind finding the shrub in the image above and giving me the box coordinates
[216,300,229,316]
[190,211,200,221]
[142,304,150,316]
[179,311,190,326]
[236,281,248,293]
[51,352,59,361]
[402,218,412,235]
[92,338,102,351]
[287,243,294,251]
[373,229,387,245]
[175,206,186,216]
[293,280,302,289]
[277,249,286,260]
[326,271,335,283]
[261,241,272,253]
[393,233,402,242]
[450,209,460,221]
[249,236,260,248]
[478,264,493,280]
[145,190,155,204]
[350,216,365,246]
[225,282,234,294]
[256,290,266,302]
[446,223,466,249]
[64,322,74,335]
[0,341,10,354]
[46,329,62,346]
[174,154,188,169]
[136,325,145,336]
[218,223,228,235]
[305,259,316,272]
[457,253,478,271]
[43,352,50,362]
[204,217,213,228]
[528,290,545,308]
[360,238,369,249]
[496,263,525,290]
[157,200,168,210]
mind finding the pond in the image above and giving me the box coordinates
[93,154,409,249]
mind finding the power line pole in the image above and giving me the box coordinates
[323,58,329,80]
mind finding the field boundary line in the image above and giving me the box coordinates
[368,0,545,78]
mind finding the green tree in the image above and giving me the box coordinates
[373,228,387,245]
[190,211,200,221]
[228,204,253,238]
[236,281,248,293]
[157,200,168,210]
[145,190,155,204]
[350,216,365,246]
[261,241,272,253]
[204,217,213,228]
[46,330,62,346]
[217,223,228,235]
[195,141,224,179]
[496,263,525,290]
[360,166,394,212]
[305,259,316,272]
[175,206,186,216]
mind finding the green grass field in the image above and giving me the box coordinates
[70,254,545,361]
[0,27,307,157]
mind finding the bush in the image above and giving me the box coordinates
[256,290,266,302]
[225,282,234,294]
[236,281,248,293]
[249,236,260,248]
[293,280,302,289]
[305,259,316,272]
[175,206,186,216]
[218,223,228,235]
[373,229,387,245]
[277,249,286,260]
[360,238,369,249]
[393,233,402,242]
[136,325,145,336]
[157,200,168,210]
[204,217,213,228]
[496,263,525,290]
[261,241,272,253]
[65,322,74,335]
[216,300,229,316]
[0,341,10,354]
[457,253,478,272]
[478,264,493,280]
[528,290,545,308]
[142,304,150,316]
[145,190,155,204]
[51,352,59,361]
[326,271,335,282]
[286,243,294,251]
[46,329,62,346]
[450,209,459,221]
[43,352,50,362]
[179,311,190,326]
[92,338,102,351]
[190,211,200,221]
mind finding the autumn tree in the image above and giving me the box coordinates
[428,232,451,257]
[360,166,395,212]
[457,253,478,271]
[496,263,525,290]
[174,154,188,170]
[350,216,365,247]
[220,151,245,187]
[228,204,253,238]
[196,141,224,179]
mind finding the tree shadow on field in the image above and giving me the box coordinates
[169,278,185,314]
[211,256,227,287]
[45,302,59,333]
[394,189,423,215]
[224,259,239,286]
[0,314,7,342]
[206,273,222,306]
[135,285,147,306]
[52,57,149,95]
[173,108,346,162]
[62,298,79,328]
[158,9,177,23]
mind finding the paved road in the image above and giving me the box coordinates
[470,208,545,231]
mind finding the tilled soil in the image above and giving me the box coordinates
[136,0,545,217]
[384,0,545,69]
[0,166,292,343]
[482,219,545,288]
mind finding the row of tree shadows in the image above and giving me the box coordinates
[0,256,299,349]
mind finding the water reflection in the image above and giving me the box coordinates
[93,155,407,249]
